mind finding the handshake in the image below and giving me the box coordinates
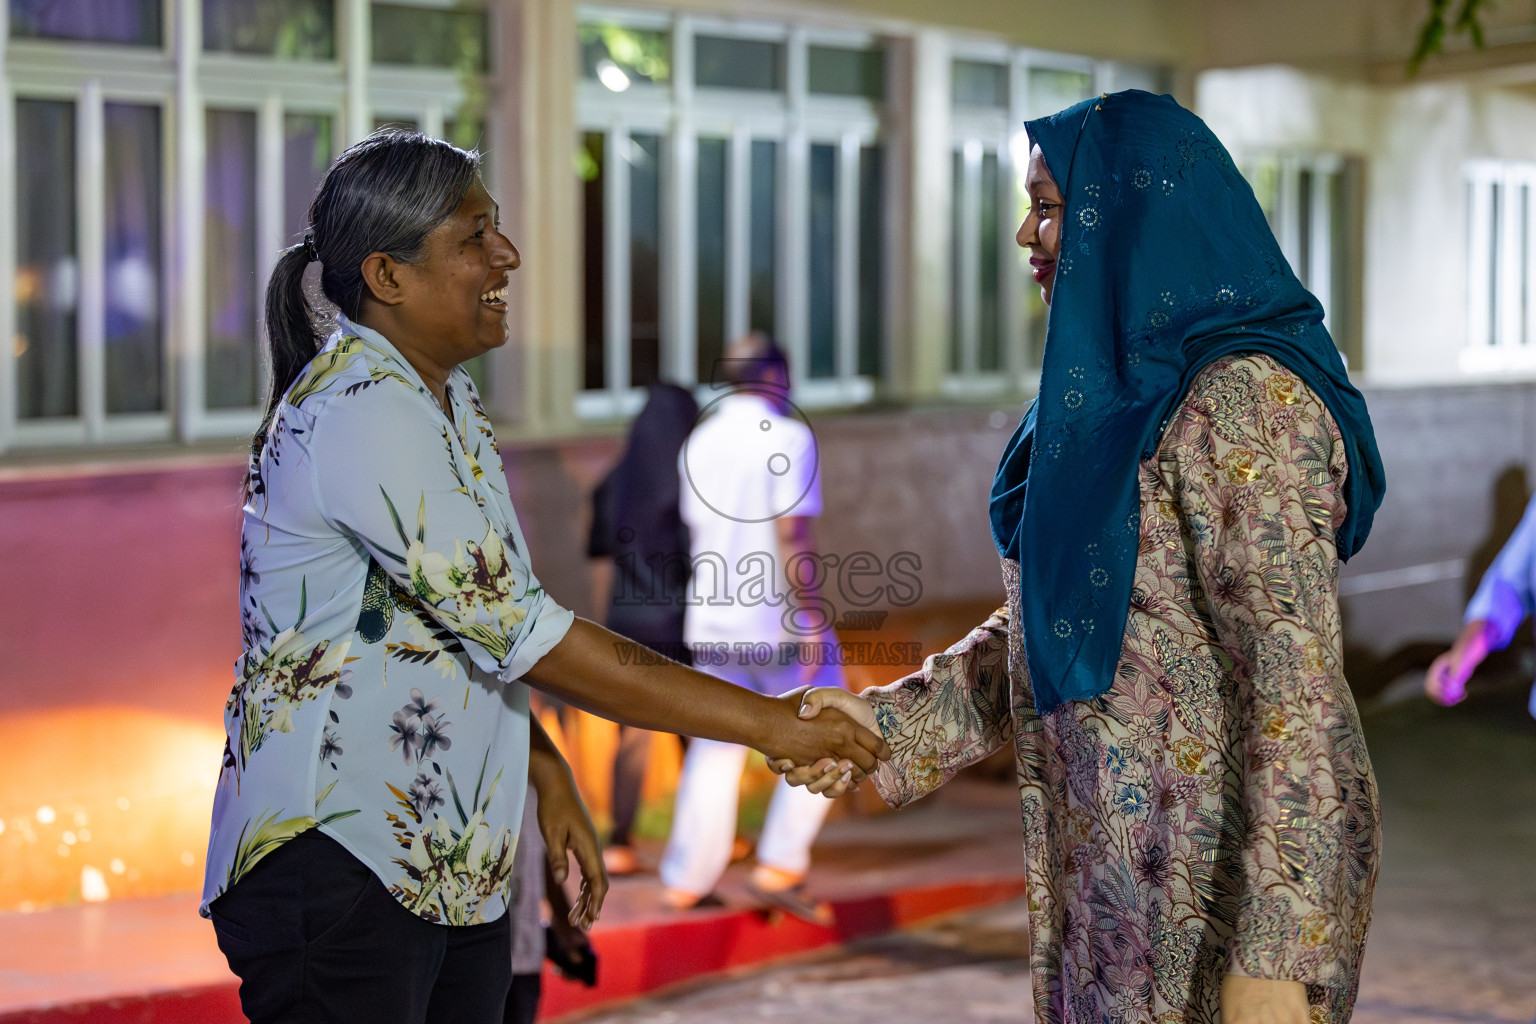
[765,686,883,799]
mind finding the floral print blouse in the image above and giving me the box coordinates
[866,355,1380,1023]
[201,318,573,926]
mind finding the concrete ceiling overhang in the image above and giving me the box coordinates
[1371,34,1536,88]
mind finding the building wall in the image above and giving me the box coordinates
[1197,66,1536,386]
[5,380,1529,724]
[1342,381,1536,679]
[673,0,1200,62]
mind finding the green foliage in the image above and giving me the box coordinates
[580,23,671,82]
[1410,0,1494,76]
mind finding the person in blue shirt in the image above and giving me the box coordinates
[1425,494,1536,711]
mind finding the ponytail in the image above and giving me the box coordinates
[253,238,322,461]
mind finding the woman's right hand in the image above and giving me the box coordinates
[769,687,884,799]
[757,690,889,782]
[525,618,890,779]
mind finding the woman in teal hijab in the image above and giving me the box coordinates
[784,91,1385,1024]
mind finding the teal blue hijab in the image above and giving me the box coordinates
[988,90,1385,714]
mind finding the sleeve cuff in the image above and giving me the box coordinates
[499,595,576,683]
[1465,577,1525,651]
[864,686,924,809]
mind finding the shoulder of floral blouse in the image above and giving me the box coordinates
[935,606,1010,660]
[968,606,1010,644]
[1233,351,1341,454]
[1157,350,1318,454]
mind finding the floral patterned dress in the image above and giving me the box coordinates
[867,354,1379,1023]
[201,317,573,926]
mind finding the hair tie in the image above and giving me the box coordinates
[301,231,319,263]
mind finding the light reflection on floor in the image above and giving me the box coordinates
[0,602,998,913]
[0,708,224,911]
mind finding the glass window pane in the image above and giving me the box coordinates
[443,111,488,185]
[858,144,883,378]
[1330,167,1353,353]
[203,0,335,59]
[808,143,837,379]
[749,140,777,339]
[1490,181,1502,343]
[443,113,484,152]
[1523,184,1532,349]
[580,23,670,88]
[696,138,727,385]
[948,148,963,375]
[283,113,331,245]
[104,103,163,414]
[205,108,259,410]
[953,60,1007,109]
[14,99,78,420]
[371,3,487,71]
[629,134,663,389]
[1025,67,1092,120]
[580,132,606,391]
[459,355,489,397]
[1107,63,1164,94]
[10,0,161,45]
[696,36,782,92]
[978,151,1001,373]
[808,45,883,99]
[1297,168,1314,284]
[1245,157,1281,233]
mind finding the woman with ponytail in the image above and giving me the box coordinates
[201,129,888,1024]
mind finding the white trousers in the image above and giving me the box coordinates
[658,737,835,896]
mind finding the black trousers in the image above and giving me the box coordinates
[503,973,541,1024]
[210,829,511,1024]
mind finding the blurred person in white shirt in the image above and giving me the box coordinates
[659,332,846,921]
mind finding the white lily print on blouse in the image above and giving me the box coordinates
[378,488,537,663]
[227,579,357,782]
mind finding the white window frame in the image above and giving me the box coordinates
[1271,153,1342,334]
[942,43,1100,400]
[1463,159,1536,373]
[2,27,177,449]
[1238,150,1362,365]
[0,0,488,454]
[574,9,885,420]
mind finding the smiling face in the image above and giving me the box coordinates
[1016,144,1065,306]
[386,178,519,366]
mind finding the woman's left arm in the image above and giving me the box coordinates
[527,715,607,928]
[1168,362,1368,1016]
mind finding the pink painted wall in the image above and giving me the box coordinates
[0,438,626,725]
[4,381,1509,724]
[0,460,250,724]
